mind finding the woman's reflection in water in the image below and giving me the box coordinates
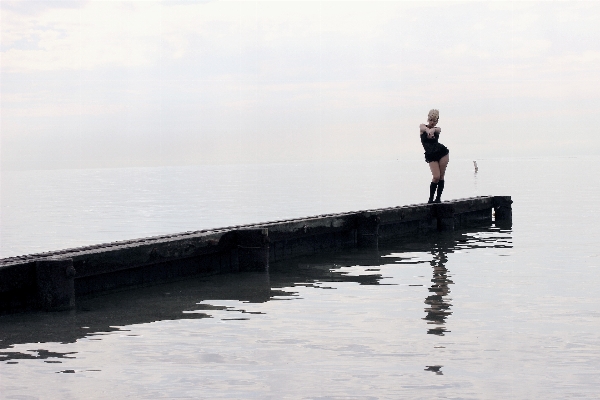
[423,245,453,335]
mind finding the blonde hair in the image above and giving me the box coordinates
[428,109,439,122]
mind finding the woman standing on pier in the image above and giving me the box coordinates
[420,109,449,203]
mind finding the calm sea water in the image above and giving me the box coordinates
[1,157,599,399]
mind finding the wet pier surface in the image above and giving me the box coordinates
[0,196,511,314]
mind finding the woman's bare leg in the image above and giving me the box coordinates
[438,154,450,180]
[428,162,441,183]
[438,154,449,180]
[435,155,449,202]
[428,162,441,203]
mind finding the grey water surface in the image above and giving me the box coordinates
[1,157,599,399]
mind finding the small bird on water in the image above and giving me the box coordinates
[473,161,478,173]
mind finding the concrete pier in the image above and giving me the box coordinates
[0,196,511,314]
[35,258,76,311]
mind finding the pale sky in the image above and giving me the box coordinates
[2,1,600,170]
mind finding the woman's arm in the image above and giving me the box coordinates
[420,124,441,138]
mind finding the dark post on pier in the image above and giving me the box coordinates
[0,196,511,314]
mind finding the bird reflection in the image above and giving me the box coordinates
[423,246,453,335]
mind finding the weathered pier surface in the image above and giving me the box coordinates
[0,196,511,314]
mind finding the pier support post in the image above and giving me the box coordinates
[36,258,76,311]
[434,203,455,232]
[493,196,513,221]
[237,229,269,272]
[356,213,380,249]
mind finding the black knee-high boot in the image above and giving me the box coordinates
[434,180,445,203]
[428,182,438,203]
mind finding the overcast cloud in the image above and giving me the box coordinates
[2,1,600,170]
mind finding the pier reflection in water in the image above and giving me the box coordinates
[0,227,514,397]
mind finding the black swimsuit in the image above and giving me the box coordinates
[420,131,449,163]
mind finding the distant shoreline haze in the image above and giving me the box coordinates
[2,2,599,171]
